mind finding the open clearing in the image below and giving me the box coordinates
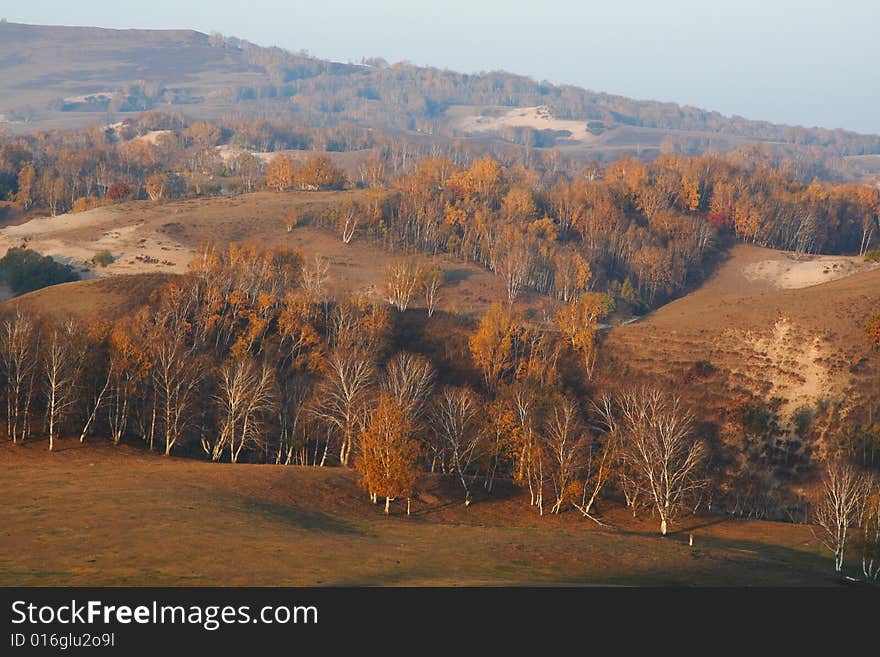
[0,440,843,586]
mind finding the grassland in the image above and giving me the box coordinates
[0,439,845,586]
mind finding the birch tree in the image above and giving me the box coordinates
[311,347,374,466]
[613,388,706,535]
[433,386,482,505]
[150,331,203,456]
[384,259,421,312]
[42,321,83,451]
[544,397,587,514]
[812,461,872,573]
[381,352,434,420]
[210,357,277,463]
[356,394,420,514]
[420,265,443,318]
[1,310,38,443]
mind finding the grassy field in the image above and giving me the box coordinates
[0,439,847,587]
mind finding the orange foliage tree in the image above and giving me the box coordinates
[266,153,295,192]
[356,394,420,514]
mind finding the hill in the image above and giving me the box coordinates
[604,244,880,415]
[0,189,527,317]
[602,245,880,498]
[0,439,842,586]
[2,21,879,167]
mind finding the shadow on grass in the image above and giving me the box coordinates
[243,498,364,536]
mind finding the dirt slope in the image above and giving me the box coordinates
[602,245,880,424]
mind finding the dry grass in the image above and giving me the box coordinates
[602,244,880,424]
[0,440,843,586]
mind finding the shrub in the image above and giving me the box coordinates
[71,196,106,213]
[0,247,80,296]
[864,249,880,263]
[106,182,131,201]
[92,250,115,267]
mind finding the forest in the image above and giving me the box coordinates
[2,112,880,578]
[2,113,878,307]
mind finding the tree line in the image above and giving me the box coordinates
[2,240,878,575]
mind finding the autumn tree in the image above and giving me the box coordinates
[384,259,421,311]
[553,293,615,379]
[1,310,38,443]
[356,394,420,514]
[812,460,872,573]
[107,318,150,445]
[553,251,592,303]
[611,388,706,535]
[210,357,277,463]
[866,312,880,351]
[266,153,295,192]
[312,347,374,466]
[433,386,482,505]
[144,173,167,201]
[295,154,346,191]
[469,303,522,391]
[14,162,35,209]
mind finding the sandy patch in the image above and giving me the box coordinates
[742,253,876,290]
[136,130,174,146]
[452,105,601,144]
[0,206,191,278]
[733,317,841,420]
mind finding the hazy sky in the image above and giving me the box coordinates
[7,0,880,133]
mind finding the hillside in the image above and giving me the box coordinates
[2,21,879,166]
[0,439,842,586]
[603,245,880,450]
[0,190,527,317]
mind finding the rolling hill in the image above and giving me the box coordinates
[3,21,880,169]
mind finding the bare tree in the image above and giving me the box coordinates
[433,386,482,505]
[210,357,277,463]
[544,398,587,514]
[42,321,82,451]
[149,330,203,457]
[420,265,443,318]
[613,388,706,535]
[381,352,435,419]
[492,241,533,303]
[575,393,619,522]
[311,348,374,466]
[812,460,872,573]
[338,202,359,244]
[1,310,38,443]
[301,255,329,313]
[384,259,421,312]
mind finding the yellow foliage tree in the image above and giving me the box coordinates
[356,395,420,514]
[554,293,615,379]
[266,154,295,192]
[469,303,521,390]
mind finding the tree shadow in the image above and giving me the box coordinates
[443,268,477,286]
[242,498,364,536]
